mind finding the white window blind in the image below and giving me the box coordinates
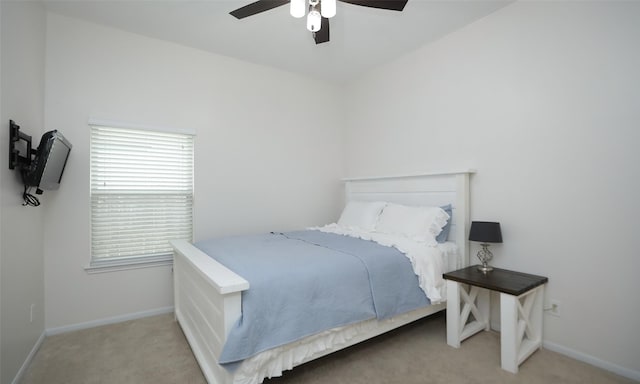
[90,125,193,267]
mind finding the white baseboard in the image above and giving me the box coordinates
[11,330,46,384]
[543,341,640,382]
[46,306,174,336]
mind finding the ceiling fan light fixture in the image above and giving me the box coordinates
[321,0,336,18]
[290,0,306,18]
[306,8,321,32]
[230,0,408,44]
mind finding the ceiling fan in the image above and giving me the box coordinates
[229,0,408,45]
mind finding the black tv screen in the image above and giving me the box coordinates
[23,130,72,191]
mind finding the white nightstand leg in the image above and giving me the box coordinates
[447,280,462,347]
[500,285,545,373]
[500,293,519,373]
[447,280,490,348]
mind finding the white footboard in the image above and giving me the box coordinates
[171,239,249,384]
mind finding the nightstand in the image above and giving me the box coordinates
[443,266,548,373]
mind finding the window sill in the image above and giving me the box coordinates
[85,256,173,274]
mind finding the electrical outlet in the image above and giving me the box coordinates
[30,304,35,323]
[548,299,561,317]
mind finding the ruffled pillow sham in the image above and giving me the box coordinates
[375,203,449,244]
[436,204,453,243]
[337,201,387,232]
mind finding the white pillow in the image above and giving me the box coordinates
[337,201,387,232]
[375,203,449,243]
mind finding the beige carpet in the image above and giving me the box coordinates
[21,313,634,384]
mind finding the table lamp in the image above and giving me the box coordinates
[469,221,502,273]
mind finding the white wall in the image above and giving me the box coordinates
[0,2,47,383]
[11,1,637,380]
[43,13,344,330]
[1,2,3,379]
[344,1,640,378]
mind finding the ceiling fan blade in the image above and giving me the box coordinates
[230,0,290,19]
[313,17,330,44]
[338,0,408,12]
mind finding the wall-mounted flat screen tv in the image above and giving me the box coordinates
[23,130,72,191]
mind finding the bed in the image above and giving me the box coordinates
[171,170,474,384]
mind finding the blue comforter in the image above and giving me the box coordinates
[194,230,429,365]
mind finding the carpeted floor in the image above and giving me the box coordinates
[21,313,634,384]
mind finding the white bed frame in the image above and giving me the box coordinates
[171,170,475,384]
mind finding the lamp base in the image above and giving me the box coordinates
[476,244,494,273]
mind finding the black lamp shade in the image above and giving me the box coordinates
[469,221,502,243]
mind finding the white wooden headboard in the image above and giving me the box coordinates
[342,170,475,267]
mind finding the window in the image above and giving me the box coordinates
[89,124,194,271]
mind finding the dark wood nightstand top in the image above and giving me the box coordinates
[443,266,548,296]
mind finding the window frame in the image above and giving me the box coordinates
[86,119,195,273]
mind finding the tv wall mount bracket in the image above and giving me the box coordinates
[9,119,34,170]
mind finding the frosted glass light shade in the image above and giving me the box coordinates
[290,0,306,18]
[307,9,321,32]
[321,0,336,18]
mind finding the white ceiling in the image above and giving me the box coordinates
[42,0,512,83]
